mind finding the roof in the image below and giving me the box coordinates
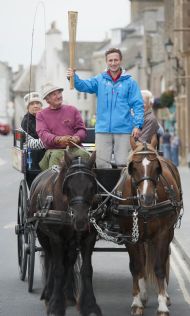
[58,41,108,71]
[13,65,36,93]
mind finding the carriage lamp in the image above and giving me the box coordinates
[14,130,26,149]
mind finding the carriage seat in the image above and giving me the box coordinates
[12,129,45,173]
[82,128,95,152]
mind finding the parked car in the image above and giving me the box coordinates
[0,116,11,135]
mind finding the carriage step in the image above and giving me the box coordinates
[93,247,127,252]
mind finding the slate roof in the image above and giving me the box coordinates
[13,65,36,93]
[58,41,109,71]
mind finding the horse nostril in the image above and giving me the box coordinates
[74,218,88,232]
[140,194,155,206]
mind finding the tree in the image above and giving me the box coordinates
[160,90,175,108]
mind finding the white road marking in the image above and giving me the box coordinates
[0,157,6,166]
[171,243,190,283]
[171,244,190,305]
[3,222,16,229]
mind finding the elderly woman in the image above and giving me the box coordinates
[138,90,161,145]
[21,92,44,149]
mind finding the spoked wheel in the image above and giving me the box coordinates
[28,229,36,292]
[15,179,28,281]
[73,251,82,303]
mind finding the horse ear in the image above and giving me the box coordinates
[150,134,158,149]
[64,150,72,168]
[130,136,137,151]
[87,151,96,169]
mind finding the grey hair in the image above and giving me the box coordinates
[141,90,154,105]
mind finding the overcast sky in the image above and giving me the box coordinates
[0,0,131,70]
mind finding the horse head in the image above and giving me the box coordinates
[62,151,97,231]
[128,140,162,207]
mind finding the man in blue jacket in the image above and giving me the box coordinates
[67,48,144,168]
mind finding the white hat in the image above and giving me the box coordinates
[42,83,64,99]
[24,92,43,108]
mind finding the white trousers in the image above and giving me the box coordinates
[95,133,131,168]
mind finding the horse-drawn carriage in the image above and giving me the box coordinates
[13,128,184,316]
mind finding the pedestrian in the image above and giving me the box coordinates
[36,83,88,170]
[157,123,164,151]
[138,90,159,145]
[67,47,144,168]
[161,129,172,160]
[21,92,44,149]
[171,132,180,166]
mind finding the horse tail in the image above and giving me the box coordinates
[145,242,170,287]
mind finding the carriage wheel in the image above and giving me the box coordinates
[73,251,82,303]
[16,179,28,281]
[27,229,36,292]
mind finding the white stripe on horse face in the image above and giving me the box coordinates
[142,157,150,167]
[141,157,150,193]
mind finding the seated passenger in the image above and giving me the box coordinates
[21,92,44,149]
[138,90,160,145]
[36,83,89,170]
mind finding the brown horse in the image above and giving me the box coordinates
[117,139,183,316]
[29,151,102,316]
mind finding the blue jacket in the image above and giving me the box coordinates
[74,70,144,134]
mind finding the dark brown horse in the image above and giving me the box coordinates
[29,152,102,316]
[118,139,183,315]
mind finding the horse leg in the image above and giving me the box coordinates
[46,239,66,316]
[150,235,171,316]
[41,251,54,304]
[79,231,102,316]
[127,243,147,316]
[37,230,54,304]
[63,239,78,307]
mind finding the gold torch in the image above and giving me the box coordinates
[68,11,78,89]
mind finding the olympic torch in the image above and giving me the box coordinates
[68,11,78,89]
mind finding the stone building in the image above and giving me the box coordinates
[13,22,106,127]
[130,0,164,20]
[93,0,165,93]
[0,61,13,119]
[164,0,190,164]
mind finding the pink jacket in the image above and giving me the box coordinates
[36,104,87,149]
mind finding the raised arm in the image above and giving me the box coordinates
[67,68,98,94]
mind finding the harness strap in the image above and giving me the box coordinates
[114,199,182,218]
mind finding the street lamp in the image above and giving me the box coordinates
[164,38,182,72]
[164,38,174,58]
[135,51,142,66]
[164,38,185,93]
[135,51,142,84]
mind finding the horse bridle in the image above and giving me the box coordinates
[62,162,97,214]
[132,175,158,188]
[130,149,160,203]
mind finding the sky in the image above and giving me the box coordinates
[0,0,131,70]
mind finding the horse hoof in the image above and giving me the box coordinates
[80,307,102,316]
[131,306,144,315]
[167,297,171,306]
[141,298,148,307]
[65,298,76,307]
